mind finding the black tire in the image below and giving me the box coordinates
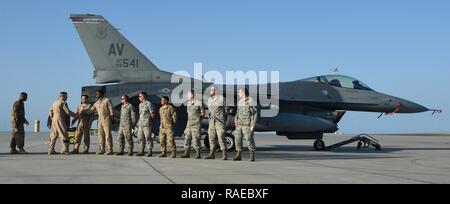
[314,140,326,151]
[224,133,236,152]
[203,132,235,152]
[203,133,219,150]
[375,144,382,151]
[357,141,363,150]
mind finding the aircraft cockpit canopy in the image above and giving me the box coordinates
[302,75,373,91]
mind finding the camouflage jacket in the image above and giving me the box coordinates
[236,97,258,127]
[186,99,205,127]
[159,104,177,129]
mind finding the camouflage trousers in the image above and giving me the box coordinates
[160,128,176,153]
[184,125,201,151]
[235,125,256,152]
[118,125,134,152]
[137,126,153,152]
[11,123,25,149]
[208,120,226,151]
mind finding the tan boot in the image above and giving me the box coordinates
[171,151,176,158]
[222,150,228,161]
[48,150,57,155]
[181,149,190,159]
[249,151,255,162]
[195,150,201,159]
[232,151,242,161]
[205,149,215,160]
[104,151,114,156]
[158,152,167,158]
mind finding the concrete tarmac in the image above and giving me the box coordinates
[1,132,449,184]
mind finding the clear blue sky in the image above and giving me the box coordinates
[0,0,449,133]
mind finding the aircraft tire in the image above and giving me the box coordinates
[224,133,235,152]
[203,133,235,152]
[314,140,326,151]
[375,144,382,151]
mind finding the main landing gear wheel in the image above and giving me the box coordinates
[224,133,235,152]
[314,140,326,151]
[357,141,363,150]
[203,132,236,152]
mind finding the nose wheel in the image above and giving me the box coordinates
[313,139,326,151]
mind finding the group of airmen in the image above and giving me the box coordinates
[9,87,258,162]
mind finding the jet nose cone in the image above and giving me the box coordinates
[397,99,429,113]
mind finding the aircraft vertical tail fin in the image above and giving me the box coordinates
[70,14,174,84]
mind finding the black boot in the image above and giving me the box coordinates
[116,150,124,156]
[10,148,18,154]
[82,149,90,154]
[158,152,167,158]
[18,148,28,154]
[146,148,153,157]
[71,150,80,155]
[128,146,134,156]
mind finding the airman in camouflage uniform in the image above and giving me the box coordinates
[10,92,29,154]
[206,87,228,160]
[181,90,205,159]
[158,96,177,158]
[117,95,136,156]
[233,88,258,162]
[136,91,156,157]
